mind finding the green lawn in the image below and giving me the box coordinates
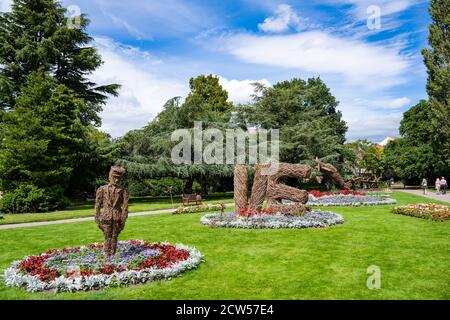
[0,193,234,225]
[0,191,449,300]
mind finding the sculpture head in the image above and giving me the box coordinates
[109,166,126,187]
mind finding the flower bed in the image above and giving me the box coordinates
[392,203,450,221]
[2,240,203,292]
[174,204,223,215]
[308,190,366,198]
[307,193,396,207]
[200,210,344,229]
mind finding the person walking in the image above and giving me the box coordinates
[421,178,428,195]
[440,177,448,195]
[435,178,441,195]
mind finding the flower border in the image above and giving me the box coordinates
[2,242,204,293]
[200,211,345,229]
[173,204,223,215]
[307,194,396,207]
[392,203,450,221]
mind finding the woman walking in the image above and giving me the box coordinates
[435,178,441,195]
[422,178,428,195]
[440,177,448,195]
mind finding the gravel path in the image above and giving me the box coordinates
[396,189,450,204]
[0,203,235,230]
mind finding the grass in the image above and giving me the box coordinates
[0,193,233,225]
[0,191,449,300]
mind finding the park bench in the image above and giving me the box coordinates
[182,194,203,206]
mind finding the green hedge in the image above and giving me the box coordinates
[0,183,69,214]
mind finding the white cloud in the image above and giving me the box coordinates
[328,0,422,20]
[91,38,273,137]
[220,31,410,90]
[92,37,187,137]
[105,13,147,40]
[0,0,12,12]
[337,96,403,141]
[385,97,411,109]
[91,0,221,39]
[258,4,302,33]
[218,77,271,103]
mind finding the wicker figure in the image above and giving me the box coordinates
[265,163,311,214]
[234,160,349,216]
[248,164,269,211]
[95,166,129,257]
[234,165,248,214]
[315,158,352,190]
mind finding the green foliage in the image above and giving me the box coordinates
[422,0,450,119]
[385,100,446,181]
[145,178,185,197]
[0,183,69,214]
[421,0,450,178]
[0,1,119,209]
[67,127,120,198]
[127,178,185,197]
[186,74,233,115]
[236,77,348,168]
[117,75,234,194]
[386,0,450,181]
[0,72,84,194]
[0,73,83,190]
[345,139,386,180]
[0,0,119,124]
[127,181,151,197]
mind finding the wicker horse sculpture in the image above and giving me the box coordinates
[234,159,350,216]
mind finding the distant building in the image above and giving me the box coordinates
[377,136,398,149]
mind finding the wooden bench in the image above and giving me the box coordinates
[182,194,203,206]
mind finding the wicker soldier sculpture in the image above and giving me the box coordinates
[95,166,129,257]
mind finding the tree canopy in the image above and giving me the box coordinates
[0,0,119,125]
[0,0,118,212]
[235,77,348,167]
[117,75,235,194]
[385,0,450,181]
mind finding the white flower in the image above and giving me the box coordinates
[2,243,204,293]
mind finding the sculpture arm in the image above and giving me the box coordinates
[315,158,350,190]
[95,187,103,224]
[122,189,129,220]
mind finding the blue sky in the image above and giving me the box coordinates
[1,0,431,142]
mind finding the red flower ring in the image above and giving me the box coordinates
[16,241,191,283]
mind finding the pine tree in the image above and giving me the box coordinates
[0,72,85,212]
[236,77,348,168]
[0,1,120,207]
[0,0,119,125]
[385,0,450,182]
[421,0,450,175]
[117,75,235,195]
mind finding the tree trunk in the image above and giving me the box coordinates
[199,175,208,196]
[183,177,194,194]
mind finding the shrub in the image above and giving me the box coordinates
[127,177,185,197]
[147,178,185,196]
[127,180,151,197]
[0,184,69,214]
